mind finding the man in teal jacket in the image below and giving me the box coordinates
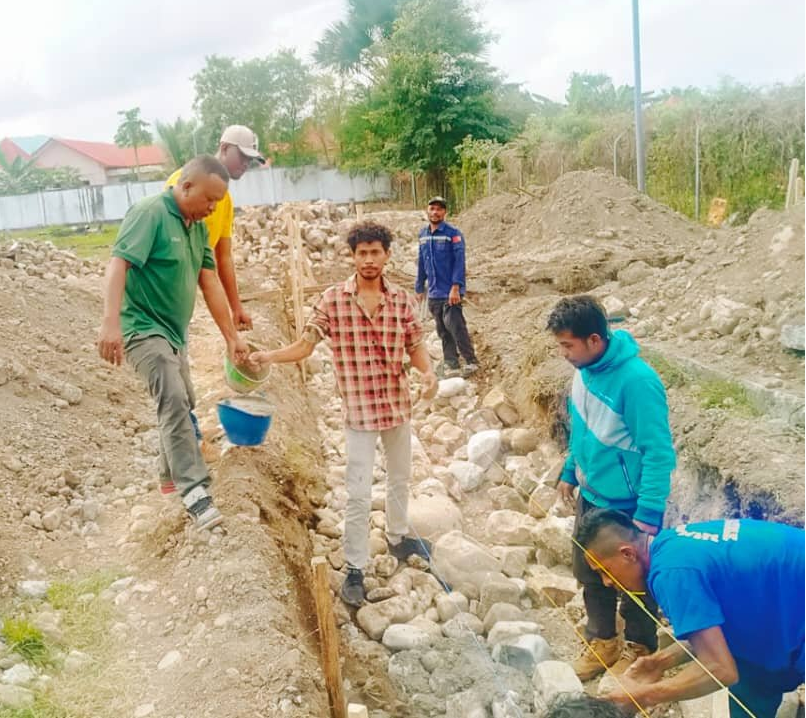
[546,295,676,682]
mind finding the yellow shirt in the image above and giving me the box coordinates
[165,169,234,249]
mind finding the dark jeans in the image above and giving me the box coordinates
[572,497,659,650]
[428,299,477,368]
[728,657,804,718]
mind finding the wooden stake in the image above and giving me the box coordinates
[785,158,799,209]
[311,557,346,718]
[355,203,364,222]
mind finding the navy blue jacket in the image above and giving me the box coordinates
[415,221,467,299]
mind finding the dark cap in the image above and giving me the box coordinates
[427,196,447,208]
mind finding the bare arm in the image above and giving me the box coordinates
[251,338,316,366]
[198,267,247,363]
[215,237,252,330]
[605,627,738,709]
[408,342,438,399]
[97,257,130,365]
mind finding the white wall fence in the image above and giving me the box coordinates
[0,167,392,231]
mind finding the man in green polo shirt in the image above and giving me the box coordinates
[98,155,249,530]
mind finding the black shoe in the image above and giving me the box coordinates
[388,536,432,562]
[340,567,365,607]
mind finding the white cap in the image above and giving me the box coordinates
[219,125,265,163]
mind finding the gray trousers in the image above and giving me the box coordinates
[125,334,209,497]
[344,422,411,570]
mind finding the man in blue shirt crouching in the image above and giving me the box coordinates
[577,508,804,718]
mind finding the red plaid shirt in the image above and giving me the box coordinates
[303,274,424,431]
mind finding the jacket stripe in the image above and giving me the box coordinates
[571,372,639,453]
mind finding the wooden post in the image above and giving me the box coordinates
[311,557,346,718]
[355,203,364,222]
[290,211,307,383]
[785,158,799,208]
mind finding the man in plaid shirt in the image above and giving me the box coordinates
[250,221,438,606]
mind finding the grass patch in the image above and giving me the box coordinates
[695,379,760,416]
[45,571,120,651]
[644,351,688,389]
[4,224,119,260]
[0,619,51,667]
[0,695,73,718]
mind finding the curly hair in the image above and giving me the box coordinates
[542,694,630,718]
[545,295,608,339]
[346,221,393,252]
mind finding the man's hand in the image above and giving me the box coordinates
[98,317,124,366]
[601,673,646,712]
[633,518,659,535]
[228,335,249,365]
[625,654,666,684]
[421,370,438,400]
[557,481,576,506]
[416,292,425,303]
[448,285,461,306]
[231,305,253,332]
[248,350,274,369]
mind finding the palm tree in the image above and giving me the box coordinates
[314,0,401,73]
[0,155,41,195]
[154,117,198,169]
[114,107,153,180]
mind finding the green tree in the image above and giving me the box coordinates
[314,0,402,74]
[336,0,514,189]
[114,107,153,181]
[192,55,276,154]
[154,117,199,169]
[265,49,315,166]
[0,155,83,196]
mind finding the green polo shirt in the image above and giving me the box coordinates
[112,190,215,349]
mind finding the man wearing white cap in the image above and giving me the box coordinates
[162,125,264,496]
[166,125,265,332]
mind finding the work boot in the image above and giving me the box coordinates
[571,636,622,682]
[611,641,653,675]
[182,486,224,531]
[340,567,365,607]
[462,363,480,378]
[388,536,432,562]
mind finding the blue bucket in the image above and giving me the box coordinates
[217,397,273,446]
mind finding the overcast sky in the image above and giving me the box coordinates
[1,0,803,143]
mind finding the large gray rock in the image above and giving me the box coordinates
[442,612,484,639]
[488,485,528,512]
[525,565,578,607]
[447,461,486,492]
[532,661,584,708]
[408,493,463,542]
[437,377,468,398]
[17,580,50,599]
[492,634,552,675]
[486,510,539,546]
[436,591,469,622]
[381,624,431,652]
[480,579,522,618]
[0,684,35,709]
[356,596,416,640]
[467,430,502,469]
[709,296,749,336]
[483,603,526,634]
[487,621,540,647]
[482,387,520,426]
[508,428,540,455]
[432,531,503,594]
[531,516,574,567]
[780,325,805,352]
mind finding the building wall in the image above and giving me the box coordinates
[0,167,392,230]
[34,143,108,185]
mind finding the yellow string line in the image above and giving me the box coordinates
[535,580,651,717]
[511,470,759,718]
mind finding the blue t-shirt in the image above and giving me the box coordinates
[648,519,805,674]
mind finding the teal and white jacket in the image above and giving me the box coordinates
[561,330,676,528]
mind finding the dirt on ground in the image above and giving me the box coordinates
[0,167,803,718]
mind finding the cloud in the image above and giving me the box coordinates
[1,0,802,140]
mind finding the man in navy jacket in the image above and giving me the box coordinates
[415,196,479,377]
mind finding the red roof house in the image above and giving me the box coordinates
[33,138,166,185]
[0,138,32,165]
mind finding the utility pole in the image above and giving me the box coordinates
[631,0,646,192]
[694,123,701,220]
